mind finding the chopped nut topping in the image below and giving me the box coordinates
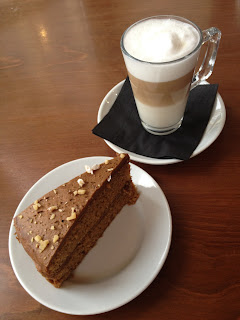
[62,184,66,187]
[92,164,100,171]
[78,189,86,195]
[33,201,41,211]
[73,190,78,196]
[39,213,42,217]
[35,235,42,242]
[33,204,38,211]
[39,240,49,253]
[120,153,125,158]
[65,201,68,204]
[50,225,55,230]
[107,168,113,171]
[50,214,55,220]
[48,206,58,212]
[66,208,77,221]
[58,209,63,212]
[51,246,54,250]
[29,218,33,223]
[53,235,59,243]
[85,165,93,174]
[36,243,39,248]
[77,179,85,187]
[107,175,111,182]
[105,159,109,164]
[31,237,34,243]
[29,230,32,234]
[43,256,47,260]
[34,221,37,224]
[19,215,23,219]
[53,189,57,194]
[85,163,101,174]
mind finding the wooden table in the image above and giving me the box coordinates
[1,0,239,319]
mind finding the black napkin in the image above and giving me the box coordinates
[92,78,218,160]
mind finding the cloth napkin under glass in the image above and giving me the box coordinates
[92,78,218,160]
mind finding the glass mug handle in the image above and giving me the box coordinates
[191,27,221,89]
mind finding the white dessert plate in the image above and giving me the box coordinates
[97,80,226,165]
[9,157,172,315]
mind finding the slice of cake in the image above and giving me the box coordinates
[14,153,139,287]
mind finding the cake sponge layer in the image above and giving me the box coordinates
[46,180,138,287]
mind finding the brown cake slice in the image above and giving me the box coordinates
[14,153,139,287]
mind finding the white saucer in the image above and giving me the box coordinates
[97,80,226,165]
[9,157,172,315]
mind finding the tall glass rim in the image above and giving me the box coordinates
[120,15,203,65]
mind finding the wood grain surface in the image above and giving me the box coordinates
[1,0,239,319]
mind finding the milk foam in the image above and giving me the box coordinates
[124,19,199,63]
[122,18,201,82]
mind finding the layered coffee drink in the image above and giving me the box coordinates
[121,16,202,134]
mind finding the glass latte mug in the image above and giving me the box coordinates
[121,15,221,135]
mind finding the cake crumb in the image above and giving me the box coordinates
[50,214,55,220]
[50,226,55,230]
[120,153,125,158]
[107,168,113,171]
[19,215,23,219]
[53,189,57,194]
